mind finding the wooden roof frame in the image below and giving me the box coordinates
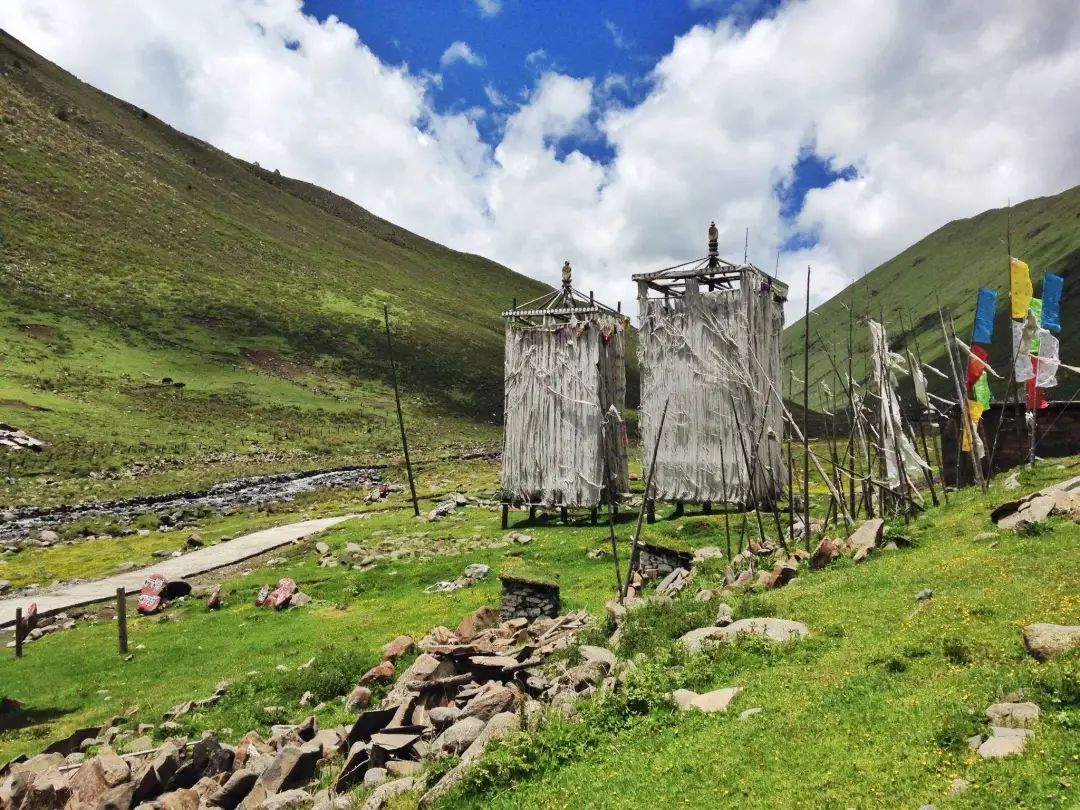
[632,256,789,303]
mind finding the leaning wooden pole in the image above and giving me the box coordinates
[803,265,812,550]
[718,438,733,560]
[384,305,420,517]
[622,398,669,601]
[939,308,986,493]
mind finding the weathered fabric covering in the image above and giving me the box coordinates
[501,317,629,506]
[869,320,931,486]
[637,271,785,504]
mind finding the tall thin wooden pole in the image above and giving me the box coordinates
[384,305,419,517]
[14,608,22,658]
[940,308,986,492]
[988,201,1017,476]
[116,587,128,655]
[622,399,669,601]
[846,303,856,515]
[718,438,733,560]
[803,266,811,550]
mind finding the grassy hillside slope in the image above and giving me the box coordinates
[0,30,553,501]
[784,186,1080,410]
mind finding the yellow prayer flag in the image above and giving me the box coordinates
[1010,257,1032,319]
[962,400,985,452]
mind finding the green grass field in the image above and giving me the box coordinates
[2,456,1078,809]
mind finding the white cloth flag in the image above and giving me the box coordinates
[1037,330,1060,388]
[909,351,928,407]
[1012,319,1034,382]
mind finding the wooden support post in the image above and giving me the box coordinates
[590,507,598,526]
[560,506,569,524]
[803,265,812,551]
[623,399,670,601]
[719,439,733,559]
[605,491,623,596]
[117,587,128,655]
[383,305,419,517]
[500,504,509,530]
[14,608,22,658]
[702,501,712,515]
[529,505,538,521]
[672,502,684,519]
[646,499,655,525]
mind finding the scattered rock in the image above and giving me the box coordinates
[810,538,841,569]
[847,519,883,550]
[364,767,388,788]
[382,635,414,662]
[359,660,395,685]
[915,588,933,602]
[977,727,1032,759]
[1023,623,1080,661]
[456,606,499,641]
[949,778,970,795]
[360,777,415,810]
[714,603,734,627]
[460,683,518,721]
[578,645,616,672]
[687,687,742,713]
[985,701,1040,728]
[433,717,486,756]
[345,686,372,711]
[680,617,809,652]
[671,689,698,711]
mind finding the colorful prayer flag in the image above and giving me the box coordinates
[1042,273,1064,333]
[1029,299,1043,352]
[974,371,991,410]
[965,344,988,395]
[972,287,997,344]
[1010,257,1032,319]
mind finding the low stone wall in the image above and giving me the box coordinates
[499,575,560,620]
[635,542,694,580]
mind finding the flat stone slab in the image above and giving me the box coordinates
[688,687,742,713]
[977,728,1032,759]
[680,618,809,652]
[0,516,357,627]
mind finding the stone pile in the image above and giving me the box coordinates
[423,563,489,594]
[973,694,1040,760]
[992,478,1080,531]
[0,424,45,452]
[0,605,594,809]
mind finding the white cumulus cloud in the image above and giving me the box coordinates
[2,0,1080,324]
[475,0,502,18]
[439,40,484,68]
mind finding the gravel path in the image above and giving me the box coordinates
[0,515,356,627]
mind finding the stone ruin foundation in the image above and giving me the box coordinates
[499,575,560,620]
[634,541,694,581]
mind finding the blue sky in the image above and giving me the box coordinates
[299,0,837,242]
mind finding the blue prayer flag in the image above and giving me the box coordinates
[972,287,997,344]
[1042,273,1064,333]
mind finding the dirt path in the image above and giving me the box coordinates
[0,515,357,627]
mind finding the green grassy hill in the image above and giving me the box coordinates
[0,30,554,502]
[784,185,1080,411]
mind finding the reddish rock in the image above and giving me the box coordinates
[382,635,415,662]
[25,767,69,809]
[359,660,395,685]
[160,788,200,810]
[455,606,500,641]
[345,685,372,711]
[810,539,841,570]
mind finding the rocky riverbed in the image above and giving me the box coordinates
[0,467,386,541]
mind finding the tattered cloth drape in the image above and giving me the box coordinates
[637,271,785,504]
[869,321,932,485]
[501,317,629,507]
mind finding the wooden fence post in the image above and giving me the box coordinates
[117,588,128,655]
[14,608,22,658]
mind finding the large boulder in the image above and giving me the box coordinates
[846,519,883,550]
[24,767,70,809]
[432,716,486,756]
[456,606,500,641]
[359,777,415,810]
[255,744,321,795]
[67,746,131,807]
[1023,623,1080,661]
[985,702,1040,728]
[418,713,521,808]
[381,635,414,662]
[680,618,809,652]
[687,687,743,713]
[810,539,841,570]
[460,683,518,721]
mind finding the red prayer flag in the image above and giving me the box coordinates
[965,345,988,396]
